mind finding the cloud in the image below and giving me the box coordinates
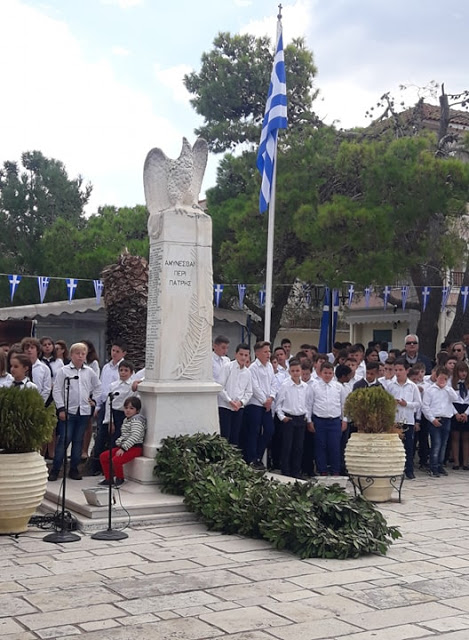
[234,0,252,6]
[111,45,130,56]
[0,0,184,213]
[154,63,193,104]
[240,0,313,42]
[100,0,143,8]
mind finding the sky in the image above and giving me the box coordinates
[1,0,468,214]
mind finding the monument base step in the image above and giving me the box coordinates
[39,476,191,532]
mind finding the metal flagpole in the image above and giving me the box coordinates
[257,3,287,342]
[264,143,277,342]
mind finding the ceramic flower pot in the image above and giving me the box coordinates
[0,451,48,534]
[345,432,406,502]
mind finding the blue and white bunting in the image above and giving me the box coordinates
[383,285,391,309]
[347,284,354,307]
[37,276,50,304]
[401,285,409,310]
[303,284,311,306]
[8,274,22,302]
[237,284,246,309]
[66,278,78,304]
[93,279,104,305]
[364,286,371,308]
[256,17,288,213]
[213,284,224,308]
[421,286,431,312]
[259,287,266,307]
[461,286,469,313]
[441,285,451,312]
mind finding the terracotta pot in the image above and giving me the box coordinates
[0,451,48,534]
[345,432,406,503]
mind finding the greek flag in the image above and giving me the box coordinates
[256,18,287,213]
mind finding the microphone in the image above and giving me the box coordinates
[108,391,120,399]
[64,375,79,385]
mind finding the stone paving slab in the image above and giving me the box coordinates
[7,472,469,638]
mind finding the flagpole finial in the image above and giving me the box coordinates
[277,3,282,19]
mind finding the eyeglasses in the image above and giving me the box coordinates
[453,348,463,352]
[406,341,418,345]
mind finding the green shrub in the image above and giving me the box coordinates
[0,387,57,453]
[344,386,397,433]
[154,433,401,559]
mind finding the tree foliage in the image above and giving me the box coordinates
[184,32,318,152]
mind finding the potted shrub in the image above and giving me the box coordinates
[0,387,56,534]
[344,386,406,502]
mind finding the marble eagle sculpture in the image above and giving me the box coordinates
[143,137,208,214]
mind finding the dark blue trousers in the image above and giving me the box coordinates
[314,415,341,475]
[218,407,244,447]
[243,404,274,464]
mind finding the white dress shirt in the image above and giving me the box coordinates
[276,378,313,421]
[42,357,64,383]
[8,377,37,390]
[104,377,135,423]
[98,359,123,406]
[218,360,252,410]
[53,363,102,415]
[0,373,14,387]
[311,378,347,418]
[212,353,230,383]
[31,359,52,403]
[247,358,277,407]
[385,378,421,425]
[422,383,458,422]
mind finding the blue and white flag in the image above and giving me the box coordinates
[401,285,409,310]
[461,286,469,313]
[331,289,339,345]
[256,17,288,213]
[303,284,311,306]
[347,284,354,307]
[318,287,331,354]
[364,286,371,308]
[93,279,104,305]
[259,287,266,307]
[66,278,78,304]
[213,284,224,308]
[421,286,431,312]
[238,284,246,309]
[37,276,50,304]
[441,285,451,312]
[383,285,391,309]
[8,274,22,302]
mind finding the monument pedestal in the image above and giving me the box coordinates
[125,380,221,484]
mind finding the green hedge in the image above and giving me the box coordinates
[154,433,401,559]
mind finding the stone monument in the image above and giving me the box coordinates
[127,138,220,484]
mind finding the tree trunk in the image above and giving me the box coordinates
[445,266,469,342]
[411,265,442,359]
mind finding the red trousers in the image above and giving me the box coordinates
[100,446,143,479]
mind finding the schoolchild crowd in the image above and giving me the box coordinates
[213,333,469,481]
[0,337,146,486]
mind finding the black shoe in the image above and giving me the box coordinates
[98,478,112,486]
[453,465,460,470]
[114,478,125,487]
[405,472,415,480]
[463,466,469,471]
[419,464,429,471]
[48,470,59,481]
[250,461,266,471]
[69,469,82,480]
[429,470,440,477]
[438,467,448,476]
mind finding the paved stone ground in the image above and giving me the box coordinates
[4,470,469,639]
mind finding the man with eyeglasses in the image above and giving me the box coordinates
[403,335,433,375]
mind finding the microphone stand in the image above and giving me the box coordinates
[92,392,128,541]
[44,376,80,543]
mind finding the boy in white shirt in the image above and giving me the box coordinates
[422,367,458,477]
[276,359,313,478]
[384,358,421,479]
[311,362,348,476]
[49,343,102,481]
[103,360,136,438]
[21,337,52,404]
[218,344,252,447]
